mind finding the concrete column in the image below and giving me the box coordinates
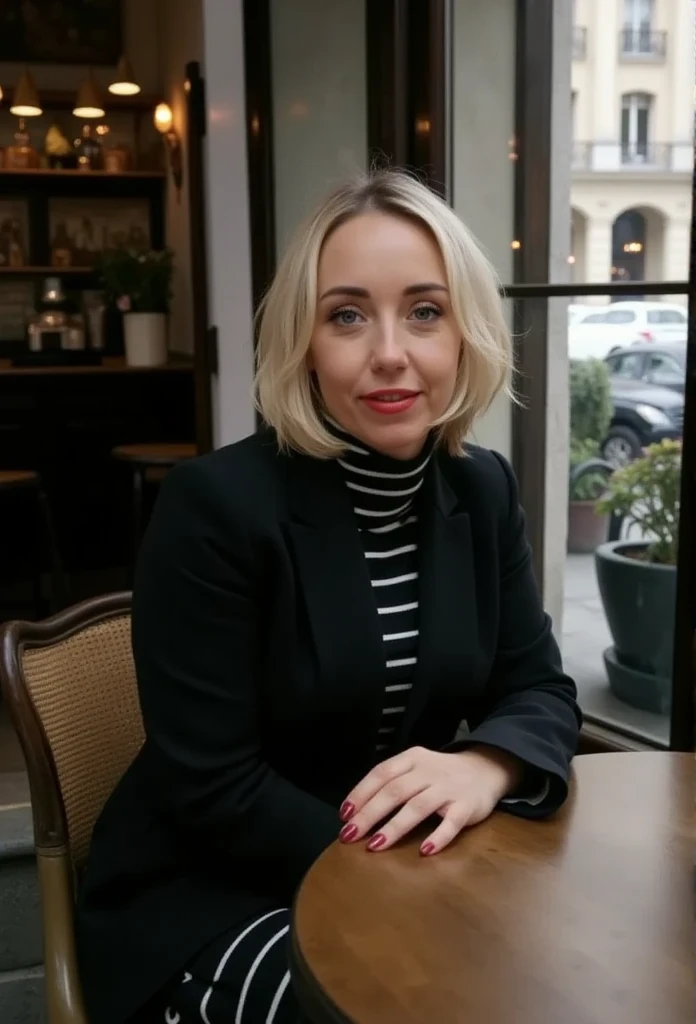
[669,0,695,171]
[663,217,691,284]
[202,0,256,446]
[585,217,613,285]
[590,0,620,169]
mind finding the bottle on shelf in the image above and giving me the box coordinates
[74,124,104,172]
[4,118,40,170]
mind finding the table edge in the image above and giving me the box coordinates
[290,896,353,1024]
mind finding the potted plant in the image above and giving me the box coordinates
[594,438,681,714]
[99,248,174,367]
[567,359,613,553]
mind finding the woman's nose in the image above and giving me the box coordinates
[370,322,408,370]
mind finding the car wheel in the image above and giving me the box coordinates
[601,426,643,468]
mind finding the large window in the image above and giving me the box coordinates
[621,93,652,163]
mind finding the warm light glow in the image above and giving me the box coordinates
[10,103,41,116]
[622,241,643,253]
[0,85,3,103]
[154,102,173,134]
[415,118,431,134]
[73,104,105,118]
[109,80,140,96]
[567,254,576,264]
[511,239,521,250]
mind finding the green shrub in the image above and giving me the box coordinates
[596,439,682,564]
[568,359,613,501]
[98,248,174,314]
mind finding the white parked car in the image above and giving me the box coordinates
[568,301,688,361]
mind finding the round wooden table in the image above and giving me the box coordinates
[291,753,693,1024]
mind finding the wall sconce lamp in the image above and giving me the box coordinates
[73,69,105,118]
[154,103,183,196]
[10,69,42,117]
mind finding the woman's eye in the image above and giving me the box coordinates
[329,307,363,327]
[410,303,441,322]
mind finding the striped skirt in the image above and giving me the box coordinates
[144,909,303,1024]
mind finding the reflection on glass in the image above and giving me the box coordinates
[562,292,687,745]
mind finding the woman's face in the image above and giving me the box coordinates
[309,211,462,460]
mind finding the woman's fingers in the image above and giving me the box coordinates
[418,804,473,856]
[340,771,429,843]
[340,749,420,821]
[362,787,446,851]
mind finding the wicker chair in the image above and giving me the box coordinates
[0,592,143,1024]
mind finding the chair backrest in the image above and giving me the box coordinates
[0,593,144,870]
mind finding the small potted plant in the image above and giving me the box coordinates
[99,248,174,367]
[567,359,613,553]
[594,438,681,714]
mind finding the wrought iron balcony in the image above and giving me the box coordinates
[572,26,587,60]
[619,28,667,59]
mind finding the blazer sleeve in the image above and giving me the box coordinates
[447,452,582,818]
[132,457,339,897]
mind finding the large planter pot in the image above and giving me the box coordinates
[567,500,609,554]
[594,540,676,714]
[123,312,167,367]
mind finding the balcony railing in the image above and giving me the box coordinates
[572,26,587,60]
[572,141,691,172]
[619,28,667,59]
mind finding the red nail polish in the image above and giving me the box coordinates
[339,801,355,822]
[339,823,358,843]
[420,842,435,857]
[366,833,386,852]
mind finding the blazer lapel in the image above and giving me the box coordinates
[399,455,479,741]
[285,453,387,766]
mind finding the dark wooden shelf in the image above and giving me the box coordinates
[0,168,165,179]
[0,266,97,275]
[0,355,194,376]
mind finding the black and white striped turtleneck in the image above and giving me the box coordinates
[329,420,433,755]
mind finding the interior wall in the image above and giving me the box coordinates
[0,0,161,94]
[158,0,204,355]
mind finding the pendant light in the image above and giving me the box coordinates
[73,69,105,119]
[108,55,141,97]
[10,69,42,117]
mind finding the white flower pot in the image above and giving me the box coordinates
[123,312,168,367]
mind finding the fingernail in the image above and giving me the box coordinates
[339,801,355,822]
[420,841,436,857]
[339,823,358,843]
[366,833,386,852]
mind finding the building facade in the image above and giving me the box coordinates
[571,0,693,295]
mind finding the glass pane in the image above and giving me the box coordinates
[269,0,367,256]
[571,0,694,280]
[561,291,687,745]
[451,0,515,459]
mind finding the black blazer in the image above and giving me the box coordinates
[77,429,581,1024]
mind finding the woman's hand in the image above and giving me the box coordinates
[339,745,524,856]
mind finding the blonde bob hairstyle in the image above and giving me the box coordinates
[254,169,513,458]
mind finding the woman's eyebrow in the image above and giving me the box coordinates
[319,282,448,301]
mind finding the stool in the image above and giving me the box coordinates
[112,443,197,579]
[0,471,66,618]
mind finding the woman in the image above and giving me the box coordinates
[77,170,581,1024]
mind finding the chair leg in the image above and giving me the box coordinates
[35,487,67,614]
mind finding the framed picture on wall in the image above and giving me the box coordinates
[0,1,122,64]
[0,199,30,269]
[48,198,151,268]
[0,280,34,342]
